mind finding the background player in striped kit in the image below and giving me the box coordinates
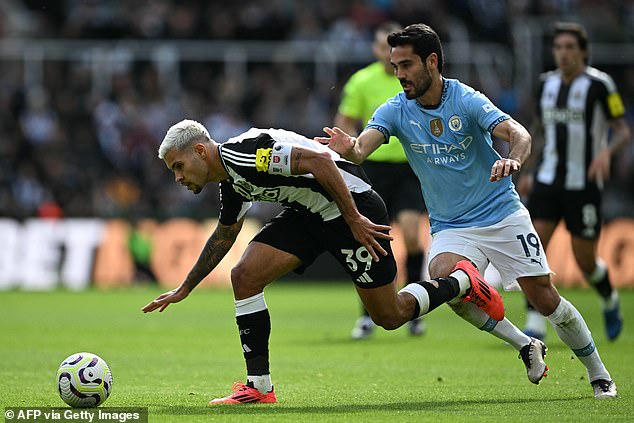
[517,22,631,342]
[142,120,506,404]
[335,21,428,339]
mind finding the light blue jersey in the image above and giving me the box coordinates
[367,78,521,234]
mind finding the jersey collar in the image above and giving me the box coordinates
[416,77,449,110]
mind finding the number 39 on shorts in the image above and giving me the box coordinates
[340,247,373,272]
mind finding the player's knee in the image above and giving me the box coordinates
[230,263,247,284]
[518,275,559,315]
[371,313,401,330]
[376,320,401,331]
[230,263,261,294]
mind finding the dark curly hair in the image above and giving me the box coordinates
[387,23,444,72]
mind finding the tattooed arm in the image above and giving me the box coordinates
[142,219,244,313]
[181,219,244,292]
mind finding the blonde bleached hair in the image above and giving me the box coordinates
[158,119,211,159]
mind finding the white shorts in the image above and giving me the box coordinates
[428,206,551,291]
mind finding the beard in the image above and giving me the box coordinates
[402,68,433,100]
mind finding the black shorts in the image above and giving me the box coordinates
[251,190,396,288]
[362,161,426,217]
[526,182,602,240]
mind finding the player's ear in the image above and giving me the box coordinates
[426,53,438,71]
[194,143,206,157]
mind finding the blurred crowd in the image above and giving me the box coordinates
[1,0,633,221]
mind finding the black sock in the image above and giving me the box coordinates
[406,252,425,283]
[416,277,460,314]
[591,271,614,299]
[236,309,271,376]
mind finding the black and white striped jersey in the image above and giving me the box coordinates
[217,128,372,225]
[535,66,626,190]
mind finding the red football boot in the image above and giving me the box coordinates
[452,260,505,321]
[209,381,277,405]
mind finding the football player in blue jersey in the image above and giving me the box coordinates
[317,23,616,399]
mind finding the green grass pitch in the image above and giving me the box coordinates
[1,283,632,422]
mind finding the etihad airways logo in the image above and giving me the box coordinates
[409,136,473,165]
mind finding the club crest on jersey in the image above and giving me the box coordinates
[429,118,443,137]
[255,148,272,172]
[448,115,462,132]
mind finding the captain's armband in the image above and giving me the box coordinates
[269,143,293,175]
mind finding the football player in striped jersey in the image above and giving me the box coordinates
[143,119,505,404]
[518,22,630,344]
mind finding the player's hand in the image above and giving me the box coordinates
[588,147,611,182]
[315,127,356,156]
[490,158,521,182]
[142,286,190,313]
[347,214,393,262]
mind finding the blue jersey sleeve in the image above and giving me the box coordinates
[464,90,510,133]
[366,97,399,143]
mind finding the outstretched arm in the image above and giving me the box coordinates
[315,127,385,164]
[142,219,244,313]
[290,145,392,261]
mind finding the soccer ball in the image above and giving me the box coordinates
[56,352,113,407]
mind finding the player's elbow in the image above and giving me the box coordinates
[294,148,334,174]
[310,151,337,172]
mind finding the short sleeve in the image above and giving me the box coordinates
[218,181,252,225]
[366,100,396,143]
[464,90,510,133]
